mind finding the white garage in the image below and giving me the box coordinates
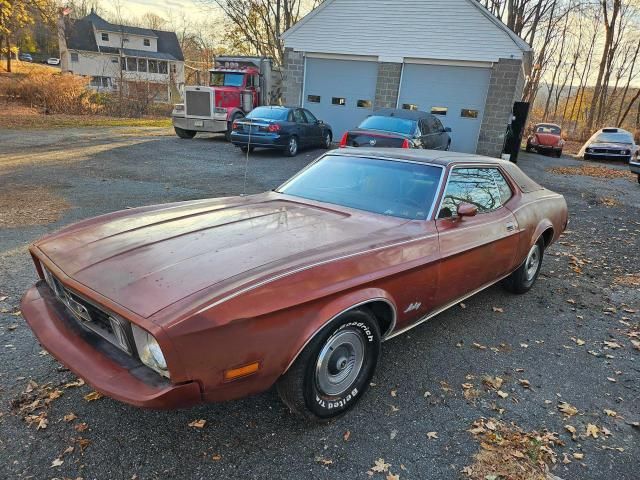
[303,57,378,139]
[397,64,491,153]
[282,0,532,157]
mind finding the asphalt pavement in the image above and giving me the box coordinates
[0,127,638,479]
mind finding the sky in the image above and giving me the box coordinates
[104,0,213,24]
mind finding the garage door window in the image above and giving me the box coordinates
[357,100,372,108]
[431,107,448,116]
[403,104,419,111]
[461,109,479,119]
[332,97,346,106]
[307,95,321,103]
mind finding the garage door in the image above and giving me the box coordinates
[398,64,491,153]
[303,57,378,139]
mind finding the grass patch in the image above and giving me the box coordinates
[463,419,562,480]
[0,185,70,228]
[548,165,636,182]
[0,105,171,129]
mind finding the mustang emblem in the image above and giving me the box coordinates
[404,302,422,314]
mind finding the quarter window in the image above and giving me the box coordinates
[332,97,346,106]
[461,109,479,119]
[357,99,372,108]
[431,106,448,116]
[438,168,505,218]
[307,95,321,103]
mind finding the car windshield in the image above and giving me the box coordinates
[277,155,442,220]
[210,72,245,87]
[358,116,417,135]
[593,132,633,144]
[536,125,561,135]
[247,107,289,121]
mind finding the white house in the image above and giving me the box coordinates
[59,10,184,103]
[281,0,532,156]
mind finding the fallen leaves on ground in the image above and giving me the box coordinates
[83,391,103,402]
[558,402,579,417]
[585,423,599,439]
[492,307,504,313]
[315,456,333,466]
[614,273,640,287]
[11,380,64,429]
[482,376,504,391]
[598,196,620,207]
[0,185,71,228]
[370,458,391,473]
[426,431,438,439]
[343,430,351,441]
[463,419,561,480]
[548,165,636,182]
[188,419,207,429]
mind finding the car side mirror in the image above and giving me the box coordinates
[316,120,324,125]
[444,127,452,133]
[457,203,478,218]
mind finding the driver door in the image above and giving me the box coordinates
[302,109,323,145]
[435,166,519,306]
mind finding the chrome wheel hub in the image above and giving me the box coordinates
[289,138,298,155]
[525,244,540,282]
[315,330,365,396]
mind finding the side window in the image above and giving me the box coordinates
[287,110,294,122]
[293,109,305,123]
[303,109,318,123]
[432,117,444,132]
[489,169,513,204]
[438,168,502,218]
[419,119,430,135]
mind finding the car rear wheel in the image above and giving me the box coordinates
[503,239,544,294]
[174,127,196,139]
[276,309,381,421]
[285,136,299,157]
[323,132,332,149]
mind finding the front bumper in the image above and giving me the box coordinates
[630,160,640,174]
[230,131,289,149]
[584,151,631,161]
[172,116,228,134]
[21,282,202,409]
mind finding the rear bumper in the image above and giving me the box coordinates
[21,282,202,409]
[531,144,561,151]
[230,131,289,148]
[172,116,227,133]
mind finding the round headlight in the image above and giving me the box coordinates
[146,337,167,370]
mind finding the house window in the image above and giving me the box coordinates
[70,52,79,62]
[143,38,150,47]
[357,100,372,108]
[101,32,109,41]
[90,76,110,88]
[431,106,448,116]
[111,57,119,63]
[171,64,177,74]
[461,109,479,119]
[137,58,147,72]
[126,57,137,71]
[148,59,158,73]
[332,97,346,106]
[158,61,168,74]
[307,95,320,103]
[402,104,418,111]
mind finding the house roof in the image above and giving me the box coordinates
[65,12,184,62]
[282,0,531,64]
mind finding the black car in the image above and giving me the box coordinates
[230,106,333,157]
[340,108,451,150]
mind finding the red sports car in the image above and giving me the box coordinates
[526,123,564,157]
[21,149,568,420]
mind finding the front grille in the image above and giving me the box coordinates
[42,267,133,354]
[185,90,212,117]
[592,148,628,155]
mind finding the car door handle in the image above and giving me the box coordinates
[505,222,516,232]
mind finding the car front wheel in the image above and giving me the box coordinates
[322,131,332,149]
[503,239,544,294]
[277,310,381,421]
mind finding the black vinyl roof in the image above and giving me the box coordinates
[65,12,184,61]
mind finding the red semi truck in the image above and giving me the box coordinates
[171,56,278,140]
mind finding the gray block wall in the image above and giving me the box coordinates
[282,48,304,106]
[374,62,402,109]
[476,58,523,158]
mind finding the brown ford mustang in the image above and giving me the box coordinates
[22,149,568,420]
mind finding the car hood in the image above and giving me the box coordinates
[35,193,406,319]
[533,133,561,146]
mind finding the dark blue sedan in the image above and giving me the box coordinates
[230,106,333,157]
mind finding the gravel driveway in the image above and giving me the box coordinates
[1,127,638,479]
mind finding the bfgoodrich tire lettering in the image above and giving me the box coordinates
[276,310,381,421]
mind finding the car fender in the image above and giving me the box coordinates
[282,288,397,373]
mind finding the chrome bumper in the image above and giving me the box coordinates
[172,116,228,133]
